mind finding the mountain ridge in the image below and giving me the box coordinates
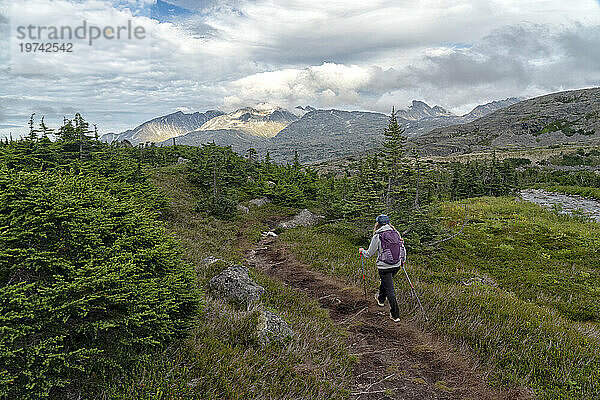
[102,97,519,146]
[196,107,298,138]
[101,110,224,144]
[412,88,600,156]
[102,96,527,162]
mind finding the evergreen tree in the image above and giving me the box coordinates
[381,107,408,212]
[293,150,300,170]
[27,113,41,141]
[246,147,258,163]
[39,116,53,138]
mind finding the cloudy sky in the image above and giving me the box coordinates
[0,0,599,137]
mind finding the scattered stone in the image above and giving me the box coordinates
[257,309,293,344]
[201,256,222,266]
[266,181,276,187]
[521,189,600,222]
[249,197,271,207]
[208,265,265,309]
[261,231,278,238]
[462,276,497,287]
[277,209,323,229]
[177,156,190,164]
[237,204,250,214]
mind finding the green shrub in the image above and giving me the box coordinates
[0,171,201,399]
[196,194,238,220]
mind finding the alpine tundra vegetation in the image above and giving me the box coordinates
[1,109,599,399]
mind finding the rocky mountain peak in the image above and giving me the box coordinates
[397,100,455,120]
[197,106,298,138]
[293,105,317,117]
[462,97,522,120]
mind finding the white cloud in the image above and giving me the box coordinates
[224,63,377,110]
[222,21,600,113]
[0,0,599,138]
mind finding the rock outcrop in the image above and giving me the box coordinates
[257,310,293,344]
[206,262,293,345]
[278,209,323,229]
[208,265,265,309]
[249,197,271,207]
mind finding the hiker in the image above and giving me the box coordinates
[359,214,406,322]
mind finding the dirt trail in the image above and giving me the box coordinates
[247,236,533,400]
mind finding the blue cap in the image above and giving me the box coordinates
[376,214,390,225]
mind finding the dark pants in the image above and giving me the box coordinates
[378,267,400,318]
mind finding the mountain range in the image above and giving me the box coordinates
[101,97,521,162]
[412,87,600,156]
[104,110,224,144]
[102,89,600,162]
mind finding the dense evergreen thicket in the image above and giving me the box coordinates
[0,116,200,399]
[186,143,320,219]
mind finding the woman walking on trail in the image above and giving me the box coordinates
[359,214,406,322]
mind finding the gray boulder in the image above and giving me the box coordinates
[258,309,293,344]
[208,265,265,309]
[237,204,250,214]
[277,209,323,229]
[249,197,271,207]
[177,156,190,164]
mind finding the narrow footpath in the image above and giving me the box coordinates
[246,235,534,400]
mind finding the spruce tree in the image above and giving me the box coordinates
[293,150,300,170]
[246,147,258,163]
[381,107,409,214]
[27,113,41,141]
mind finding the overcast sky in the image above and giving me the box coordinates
[1,0,599,136]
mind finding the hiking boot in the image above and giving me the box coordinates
[374,294,385,307]
[389,314,400,323]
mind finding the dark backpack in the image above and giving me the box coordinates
[378,230,406,265]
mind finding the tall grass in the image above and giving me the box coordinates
[100,165,354,399]
[279,197,600,399]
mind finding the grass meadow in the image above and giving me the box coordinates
[279,196,600,399]
[101,165,355,399]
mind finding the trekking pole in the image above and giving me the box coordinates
[360,253,367,300]
[401,260,428,321]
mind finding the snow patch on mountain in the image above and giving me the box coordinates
[197,107,298,138]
